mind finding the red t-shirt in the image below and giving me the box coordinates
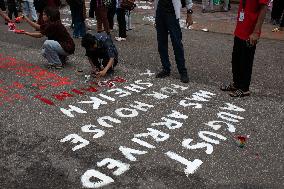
[234,0,268,40]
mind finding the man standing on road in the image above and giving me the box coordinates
[154,0,193,83]
[221,0,269,97]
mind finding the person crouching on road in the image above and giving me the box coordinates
[81,33,118,78]
[17,7,75,69]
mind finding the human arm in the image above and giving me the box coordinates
[0,10,11,22]
[249,4,268,46]
[96,58,114,78]
[22,32,44,38]
[23,16,41,30]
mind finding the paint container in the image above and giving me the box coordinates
[236,135,247,148]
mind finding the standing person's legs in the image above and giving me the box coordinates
[280,11,284,30]
[100,7,110,34]
[107,6,116,30]
[89,0,95,18]
[8,4,18,19]
[272,0,281,23]
[13,3,18,18]
[22,1,29,17]
[231,37,242,89]
[116,8,126,38]
[238,41,256,92]
[95,8,103,32]
[8,5,13,19]
[28,1,37,21]
[155,8,171,74]
[0,0,6,11]
[167,14,188,80]
[41,40,69,65]
[79,21,86,37]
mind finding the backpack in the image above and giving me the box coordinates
[120,0,136,11]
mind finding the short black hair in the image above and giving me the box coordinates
[43,7,60,22]
[81,33,97,49]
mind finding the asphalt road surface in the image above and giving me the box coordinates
[0,2,283,189]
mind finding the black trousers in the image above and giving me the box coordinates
[107,0,116,30]
[271,0,284,21]
[116,8,126,38]
[8,3,18,19]
[0,0,6,11]
[232,37,256,91]
[108,7,116,30]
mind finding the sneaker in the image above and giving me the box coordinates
[115,37,126,41]
[54,64,63,69]
[180,73,189,83]
[155,70,170,78]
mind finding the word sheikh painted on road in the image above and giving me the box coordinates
[59,71,246,188]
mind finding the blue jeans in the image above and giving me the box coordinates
[22,1,38,21]
[155,7,187,74]
[41,40,69,65]
[73,21,86,38]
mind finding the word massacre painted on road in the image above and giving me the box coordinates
[59,70,246,188]
[0,53,127,106]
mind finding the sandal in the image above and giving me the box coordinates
[229,89,250,97]
[220,83,237,91]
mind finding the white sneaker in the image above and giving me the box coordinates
[115,37,126,42]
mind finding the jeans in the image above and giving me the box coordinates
[231,37,256,91]
[125,10,132,30]
[22,1,38,21]
[155,7,187,75]
[41,40,69,65]
[73,21,86,38]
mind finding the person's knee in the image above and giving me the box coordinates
[43,40,53,49]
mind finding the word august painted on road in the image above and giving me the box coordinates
[59,71,246,188]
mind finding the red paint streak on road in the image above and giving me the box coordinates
[53,92,74,101]
[0,54,74,89]
[10,82,24,89]
[72,89,85,95]
[81,86,98,92]
[109,76,127,83]
[34,95,55,105]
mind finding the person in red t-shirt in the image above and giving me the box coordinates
[221,0,269,97]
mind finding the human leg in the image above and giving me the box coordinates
[41,40,68,65]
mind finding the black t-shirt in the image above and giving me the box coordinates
[157,0,175,14]
[40,21,75,54]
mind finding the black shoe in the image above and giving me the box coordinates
[156,70,170,78]
[180,73,189,83]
